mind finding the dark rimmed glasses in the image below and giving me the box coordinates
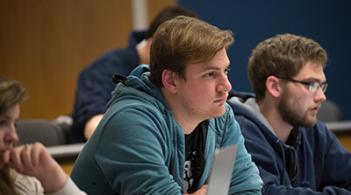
[278,77,328,93]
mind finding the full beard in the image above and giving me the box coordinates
[278,93,317,128]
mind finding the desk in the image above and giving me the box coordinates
[59,161,74,174]
[45,121,351,174]
[337,134,351,152]
[325,120,351,133]
[47,143,84,174]
[326,120,351,152]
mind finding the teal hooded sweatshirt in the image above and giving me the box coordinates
[71,64,262,194]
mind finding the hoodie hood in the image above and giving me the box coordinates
[229,92,276,135]
[228,91,302,148]
[108,64,168,110]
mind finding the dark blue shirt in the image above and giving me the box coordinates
[70,31,147,143]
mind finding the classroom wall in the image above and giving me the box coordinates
[0,0,175,119]
[179,0,351,120]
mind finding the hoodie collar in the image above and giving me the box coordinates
[232,96,277,136]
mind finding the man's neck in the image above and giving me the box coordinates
[161,89,200,135]
[258,100,293,143]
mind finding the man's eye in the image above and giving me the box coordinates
[224,68,230,74]
[310,82,319,87]
[205,72,215,77]
[309,82,320,89]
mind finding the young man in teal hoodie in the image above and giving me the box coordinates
[71,16,262,194]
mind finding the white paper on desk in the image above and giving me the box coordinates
[207,144,237,195]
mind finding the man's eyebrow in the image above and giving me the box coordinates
[203,64,231,71]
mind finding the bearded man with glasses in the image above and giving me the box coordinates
[228,33,351,194]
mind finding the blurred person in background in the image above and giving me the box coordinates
[70,5,197,143]
[0,76,85,195]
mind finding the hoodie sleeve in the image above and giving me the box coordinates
[45,178,86,195]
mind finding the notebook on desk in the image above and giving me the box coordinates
[207,144,237,195]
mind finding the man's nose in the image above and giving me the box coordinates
[217,75,232,93]
[315,87,327,103]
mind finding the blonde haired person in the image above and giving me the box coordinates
[70,6,197,142]
[0,76,85,195]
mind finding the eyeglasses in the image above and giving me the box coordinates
[279,77,328,93]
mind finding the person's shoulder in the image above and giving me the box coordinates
[47,177,86,195]
[106,96,166,124]
[85,49,126,70]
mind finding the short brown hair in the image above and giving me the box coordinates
[0,76,27,116]
[247,33,328,101]
[150,16,234,87]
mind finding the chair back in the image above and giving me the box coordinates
[317,100,343,122]
[16,119,66,146]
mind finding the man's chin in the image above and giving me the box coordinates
[303,116,317,128]
[211,109,226,118]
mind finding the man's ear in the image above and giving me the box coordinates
[162,69,178,94]
[266,75,282,98]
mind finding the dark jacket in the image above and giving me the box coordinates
[228,91,351,194]
[70,31,146,143]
